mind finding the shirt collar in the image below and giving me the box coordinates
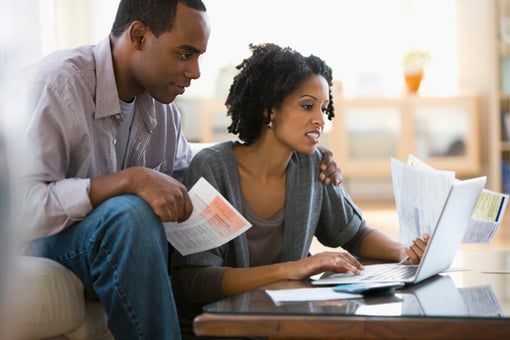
[94,36,157,131]
[94,36,121,119]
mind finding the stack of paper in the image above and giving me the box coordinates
[392,155,508,245]
[265,287,362,304]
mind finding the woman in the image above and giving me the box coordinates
[172,43,428,335]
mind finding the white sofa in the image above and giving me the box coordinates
[1,256,112,340]
[0,134,111,339]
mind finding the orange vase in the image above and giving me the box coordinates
[404,71,423,93]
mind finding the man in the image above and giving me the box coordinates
[19,0,341,338]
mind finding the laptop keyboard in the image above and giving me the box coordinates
[362,265,418,281]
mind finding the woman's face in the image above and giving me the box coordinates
[271,74,329,155]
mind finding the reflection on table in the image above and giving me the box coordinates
[194,250,510,339]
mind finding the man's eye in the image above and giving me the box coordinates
[180,53,192,61]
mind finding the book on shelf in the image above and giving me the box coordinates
[502,160,510,194]
[501,57,510,95]
[501,110,510,141]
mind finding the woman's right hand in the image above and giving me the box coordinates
[222,251,364,298]
[286,251,364,280]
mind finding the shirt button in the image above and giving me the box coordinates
[113,138,117,145]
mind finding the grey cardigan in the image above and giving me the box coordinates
[172,141,367,303]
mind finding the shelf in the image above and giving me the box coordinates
[496,0,510,192]
[501,141,510,152]
[327,94,481,179]
[498,42,510,56]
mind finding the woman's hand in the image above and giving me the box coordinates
[401,233,430,264]
[222,251,364,297]
[286,251,364,280]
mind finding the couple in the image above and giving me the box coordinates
[20,0,427,339]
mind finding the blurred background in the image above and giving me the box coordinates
[0,0,507,238]
[4,0,499,199]
[1,3,509,336]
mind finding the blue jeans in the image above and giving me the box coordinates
[29,194,181,340]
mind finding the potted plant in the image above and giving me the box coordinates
[402,48,431,93]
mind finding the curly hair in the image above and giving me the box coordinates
[111,0,206,38]
[226,43,335,144]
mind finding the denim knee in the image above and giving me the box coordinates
[85,195,179,339]
[92,194,168,254]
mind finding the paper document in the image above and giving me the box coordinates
[392,155,508,245]
[464,189,508,243]
[391,156,455,245]
[265,287,361,304]
[459,285,503,316]
[164,177,252,256]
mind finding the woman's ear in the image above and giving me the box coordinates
[264,110,273,129]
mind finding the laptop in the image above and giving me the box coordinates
[349,275,468,317]
[312,176,487,286]
[399,275,469,316]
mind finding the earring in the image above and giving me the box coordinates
[265,113,272,129]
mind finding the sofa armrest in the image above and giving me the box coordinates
[2,256,87,339]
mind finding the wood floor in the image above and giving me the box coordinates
[310,199,510,253]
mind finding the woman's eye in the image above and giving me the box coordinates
[301,104,313,111]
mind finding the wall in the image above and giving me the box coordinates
[456,0,497,188]
[9,0,498,192]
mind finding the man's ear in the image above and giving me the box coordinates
[128,21,147,50]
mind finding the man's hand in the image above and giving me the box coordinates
[316,145,342,186]
[90,167,193,223]
[130,168,193,222]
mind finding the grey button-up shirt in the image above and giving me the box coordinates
[19,36,192,241]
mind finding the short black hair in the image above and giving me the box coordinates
[226,43,334,144]
[111,0,206,38]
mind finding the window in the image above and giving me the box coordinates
[33,0,457,99]
[196,0,457,98]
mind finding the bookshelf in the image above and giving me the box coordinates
[184,94,481,187]
[325,95,481,180]
[496,0,510,193]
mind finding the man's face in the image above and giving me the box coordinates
[132,3,211,104]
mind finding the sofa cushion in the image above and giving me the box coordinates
[3,256,110,339]
[64,302,112,340]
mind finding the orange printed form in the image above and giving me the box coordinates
[164,177,252,256]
